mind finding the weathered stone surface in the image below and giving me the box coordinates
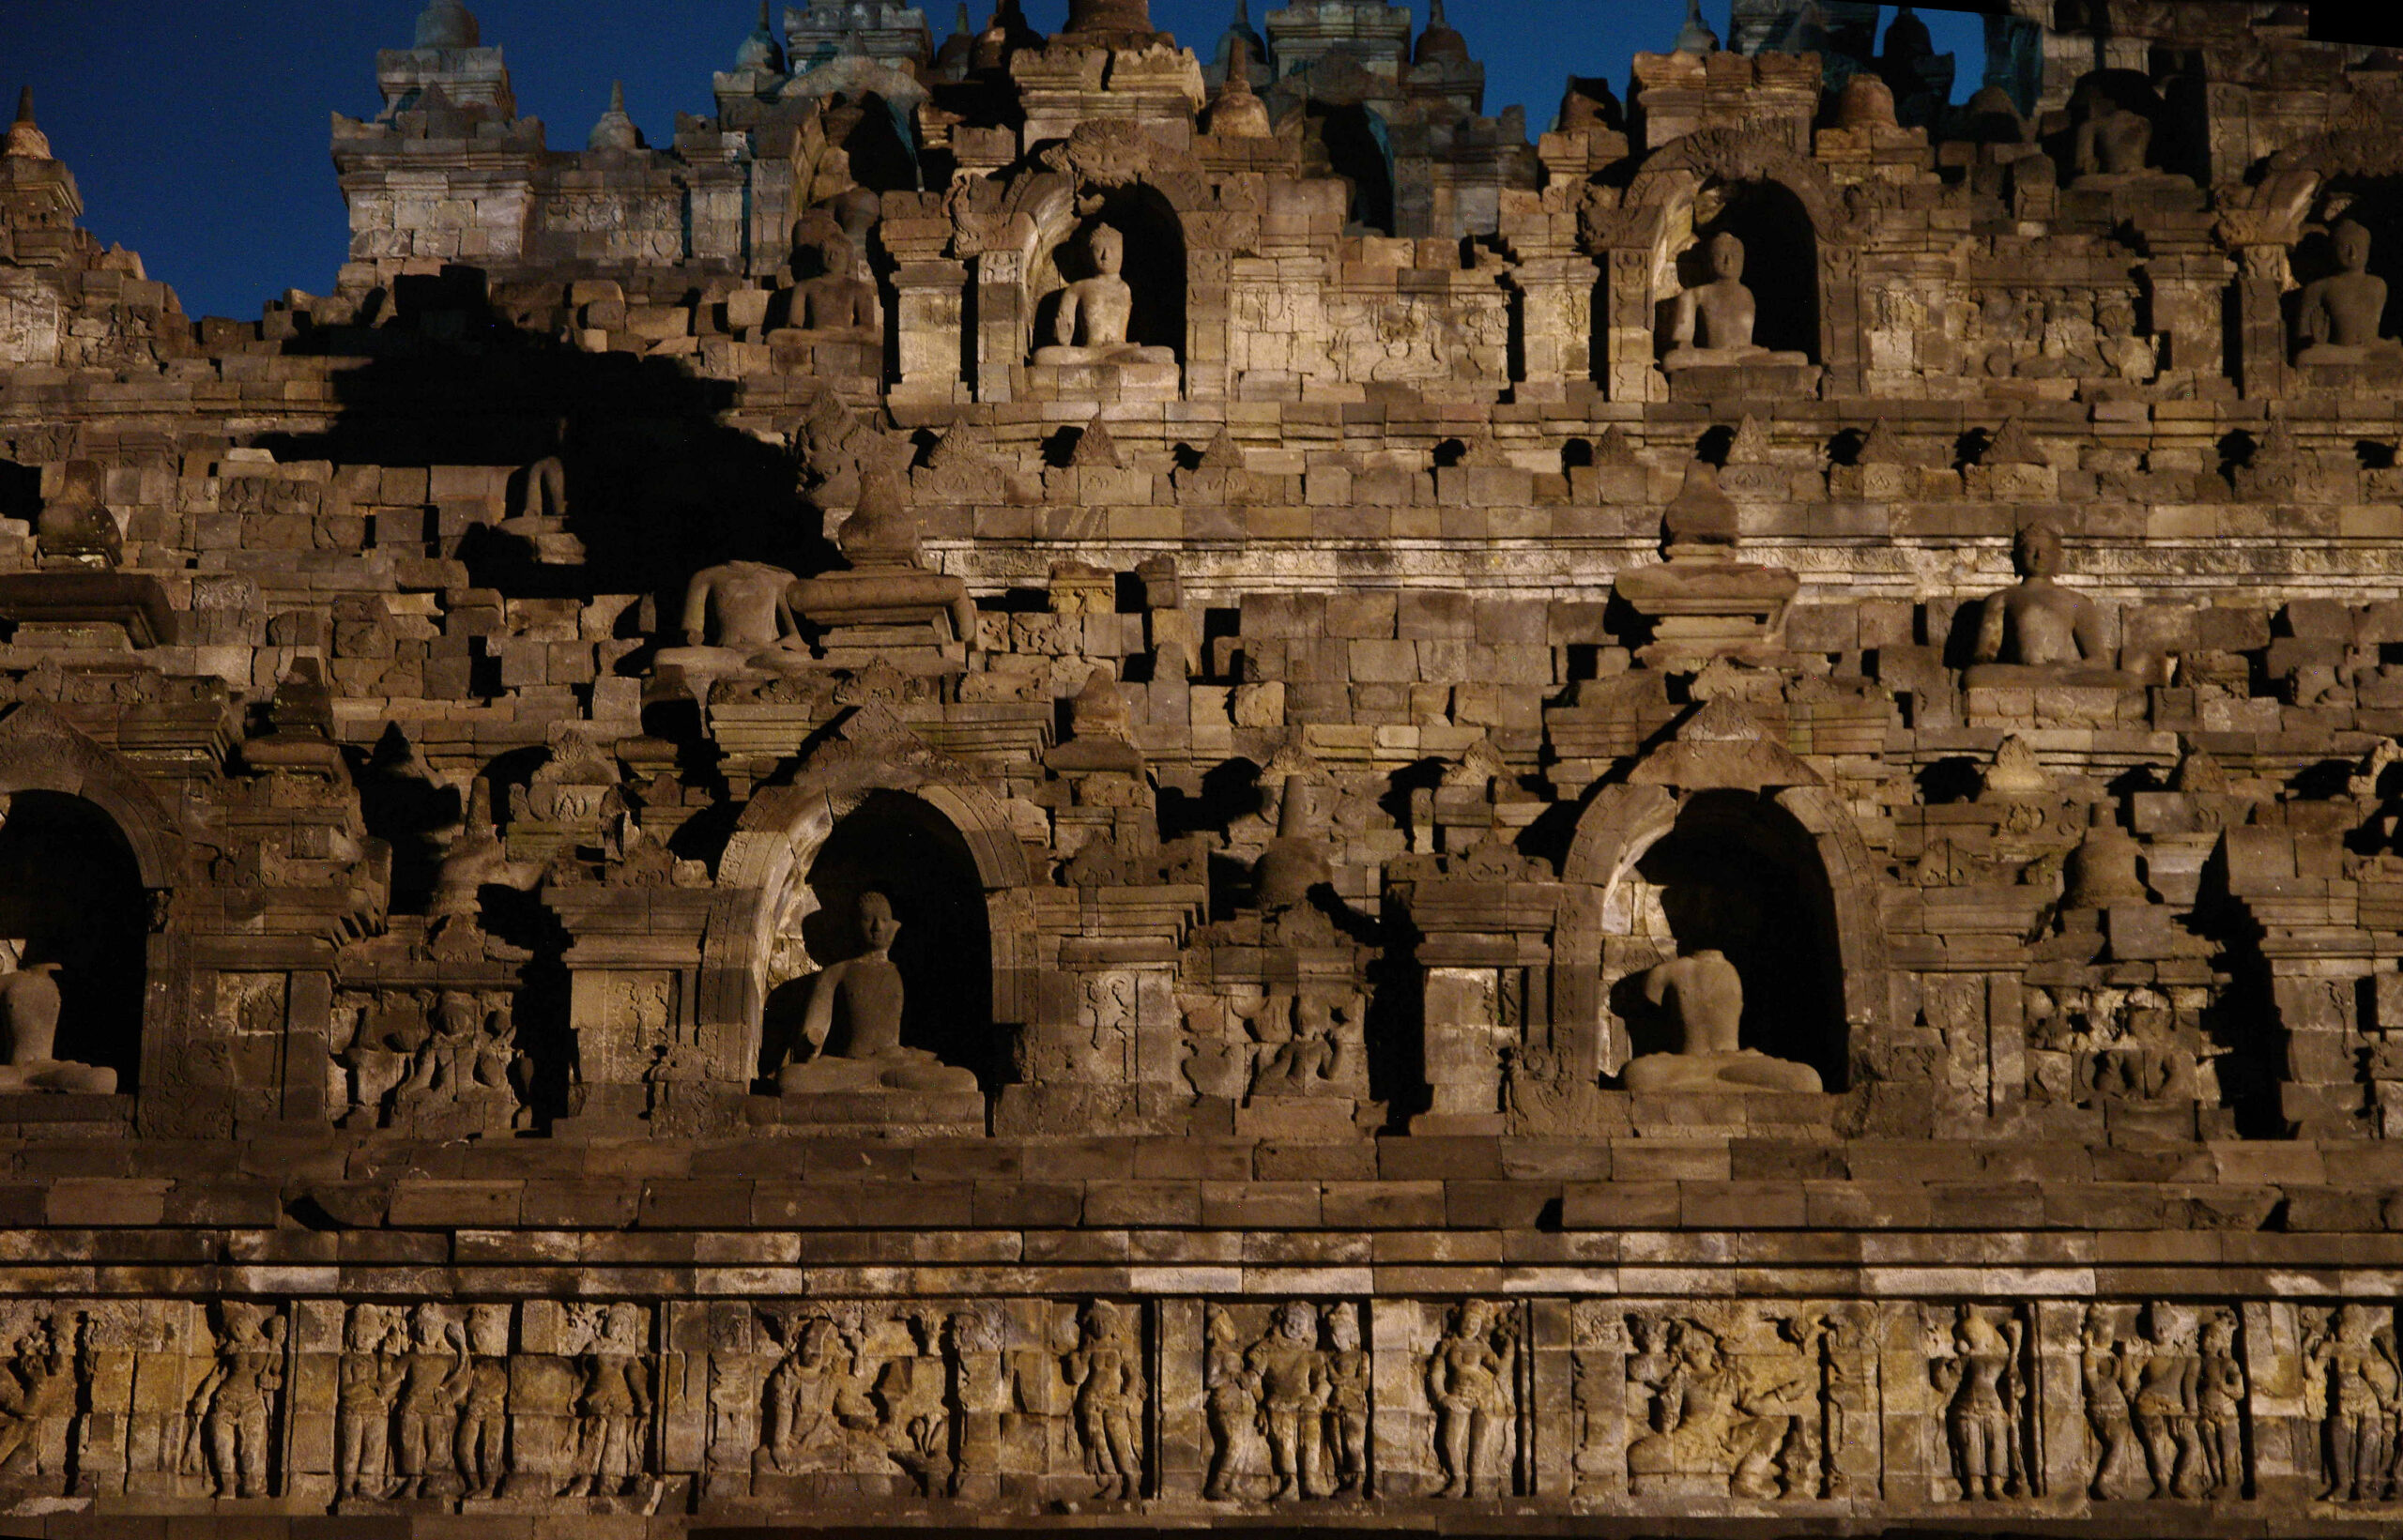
[8,0,2403,1531]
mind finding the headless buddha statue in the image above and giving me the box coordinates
[0,949,115,1094]
[777,892,979,1096]
[1619,948,1821,1095]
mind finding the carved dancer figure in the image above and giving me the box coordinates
[1933,1306,2026,1502]
[2308,1304,2396,1502]
[1247,1303,1330,1500]
[575,1304,650,1497]
[454,1305,511,1501]
[761,1315,848,1473]
[2081,1308,2141,1500]
[1202,1306,1257,1501]
[392,1305,470,1499]
[187,1306,284,1499]
[1067,1302,1144,1500]
[2195,1311,2244,1499]
[1429,1300,1515,1499]
[1324,1307,1369,1497]
[2131,1304,2201,1499]
[336,1307,404,1499]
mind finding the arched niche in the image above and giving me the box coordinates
[1029,189,1189,363]
[759,788,995,1085]
[1310,102,1396,236]
[0,790,148,1086]
[1594,789,1849,1089]
[1615,128,1867,392]
[0,703,190,1101]
[699,723,1033,1093]
[1562,708,1888,1088]
[1651,180,1820,364]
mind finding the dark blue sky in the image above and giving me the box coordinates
[9,1,1982,321]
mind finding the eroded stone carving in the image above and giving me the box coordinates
[1428,1300,1519,1499]
[1621,948,1821,1095]
[1204,1302,1368,1502]
[1929,1304,2036,1502]
[2304,1303,2398,1502]
[187,1304,286,1499]
[0,940,114,1093]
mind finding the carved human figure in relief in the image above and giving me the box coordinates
[1620,949,1823,1095]
[1247,1303,1330,1501]
[0,942,115,1094]
[1971,521,2111,673]
[1429,1300,1514,1499]
[337,1307,403,1499]
[2306,1303,2396,1502]
[2195,1310,2244,1499]
[2080,1307,2141,1500]
[1067,1301,1144,1500]
[1324,1308,1369,1497]
[2296,221,2403,366]
[0,1314,79,1488]
[188,1306,285,1500]
[1932,1306,2028,1502]
[1034,225,1174,366]
[455,1305,511,1501]
[776,892,980,1096]
[1661,232,1805,371]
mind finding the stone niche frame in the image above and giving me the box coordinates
[1589,128,1868,402]
[696,720,1034,1094]
[972,120,1227,403]
[0,702,191,1121]
[1559,704,1890,1090]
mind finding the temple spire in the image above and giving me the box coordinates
[1675,0,1721,53]
[4,86,50,160]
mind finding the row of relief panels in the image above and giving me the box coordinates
[0,1292,2394,1516]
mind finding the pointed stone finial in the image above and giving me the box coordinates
[589,82,643,151]
[3,87,46,160]
[1675,0,1719,53]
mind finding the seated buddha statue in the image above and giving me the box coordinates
[1968,519,2126,685]
[1661,233,1808,371]
[776,892,979,1096]
[1033,225,1175,367]
[2296,220,2403,366]
[1618,948,1821,1095]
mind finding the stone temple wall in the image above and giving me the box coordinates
[4,0,2403,1532]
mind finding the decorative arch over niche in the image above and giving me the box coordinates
[1561,702,1888,1088]
[0,702,191,1097]
[1598,128,1868,395]
[697,712,1033,1085]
